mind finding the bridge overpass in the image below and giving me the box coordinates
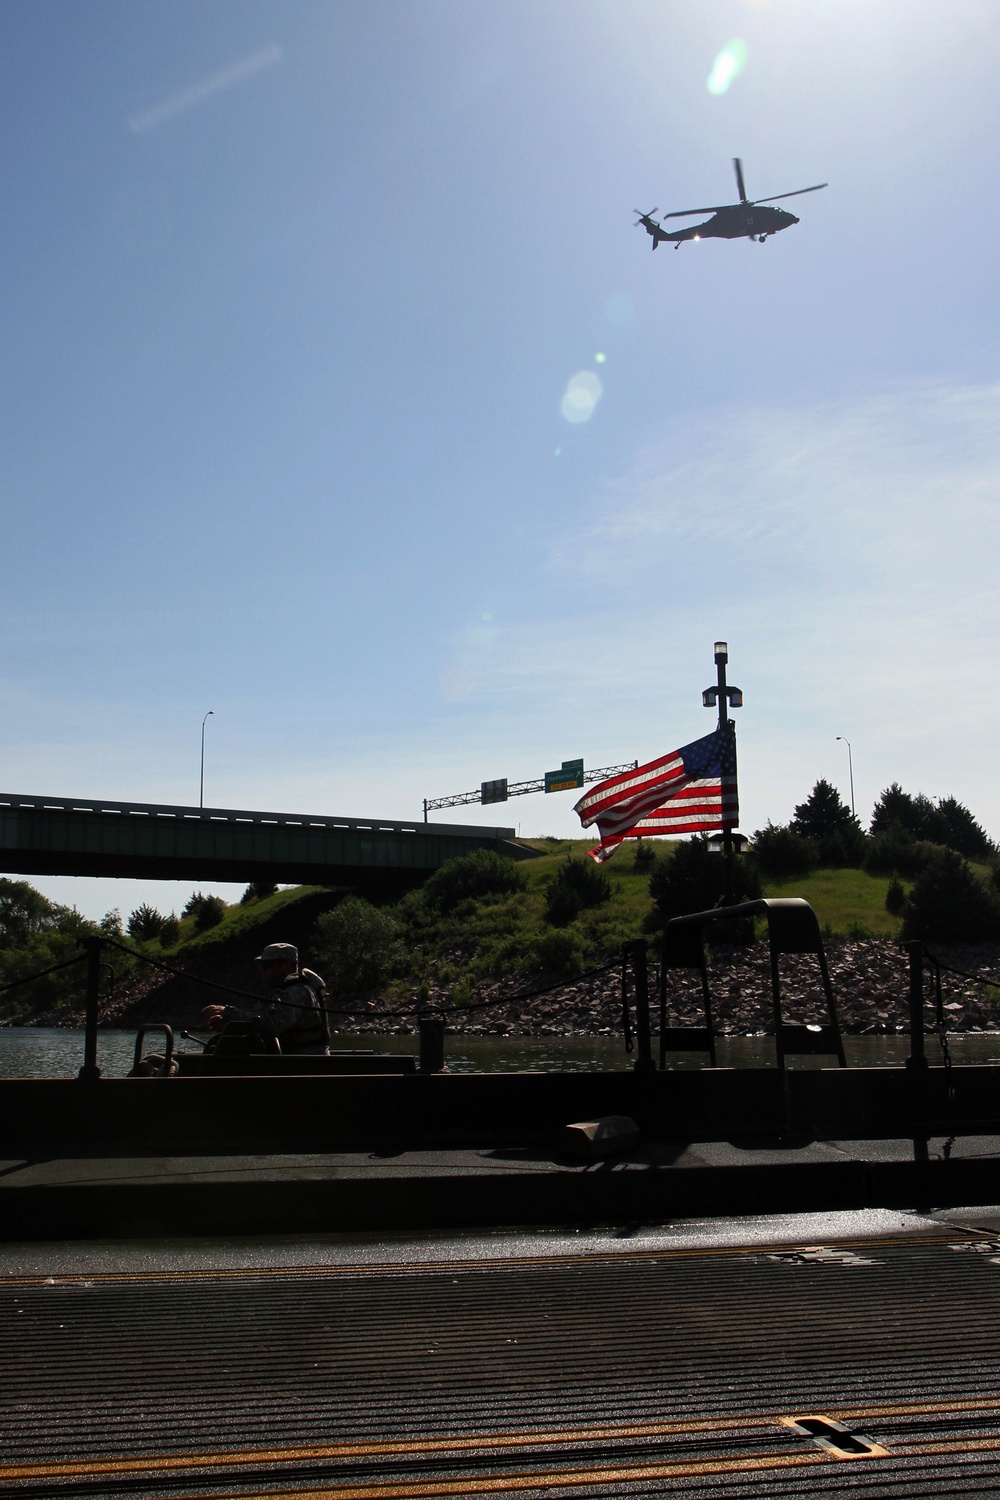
[0,792,529,895]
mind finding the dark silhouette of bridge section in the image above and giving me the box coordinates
[0,793,528,895]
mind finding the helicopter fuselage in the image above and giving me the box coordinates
[665,203,798,245]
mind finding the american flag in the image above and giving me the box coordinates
[574,722,738,863]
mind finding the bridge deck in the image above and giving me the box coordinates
[0,792,523,888]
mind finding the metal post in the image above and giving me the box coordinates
[423,798,428,824]
[78,936,102,1082]
[905,941,928,1073]
[628,939,655,1074]
[836,736,855,817]
[620,946,633,1054]
[418,1013,445,1073]
[200,710,214,809]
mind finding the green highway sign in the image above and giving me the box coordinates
[480,778,509,805]
[544,758,584,793]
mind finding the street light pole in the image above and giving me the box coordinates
[200,711,214,809]
[702,641,743,903]
[836,735,855,818]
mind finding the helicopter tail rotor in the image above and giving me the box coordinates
[633,207,659,225]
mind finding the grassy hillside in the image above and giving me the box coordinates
[0,842,925,1026]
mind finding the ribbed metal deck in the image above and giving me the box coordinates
[4,1229,1000,1496]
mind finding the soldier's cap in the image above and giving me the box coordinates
[256,942,298,964]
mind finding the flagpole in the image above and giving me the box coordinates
[713,641,735,904]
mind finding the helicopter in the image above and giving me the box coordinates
[635,158,826,250]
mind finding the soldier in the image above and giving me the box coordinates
[201,942,330,1054]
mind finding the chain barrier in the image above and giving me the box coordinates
[99,934,619,1024]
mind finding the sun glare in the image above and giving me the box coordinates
[561,371,603,424]
[707,38,748,95]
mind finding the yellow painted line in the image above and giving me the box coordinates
[0,1416,777,1482]
[0,1230,968,1287]
[158,1451,834,1499]
[5,1392,1000,1484]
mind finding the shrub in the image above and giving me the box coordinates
[632,840,658,874]
[544,859,611,926]
[313,896,405,993]
[421,850,527,914]
[885,875,906,917]
[127,903,164,941]
[749,822,817,881]
[901,848,1000,943]
[864,827,932,879]
[648,837,761,940]
[533,929,584,977]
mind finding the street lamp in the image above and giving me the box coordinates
[836,735,855,817]
[200,711,214,809]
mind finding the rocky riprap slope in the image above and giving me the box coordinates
[335,939,1000,1038]
[10,939,1000,1041]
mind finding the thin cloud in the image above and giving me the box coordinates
[128,44,281,134]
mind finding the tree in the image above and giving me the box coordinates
[791,780,865,866]
[934,797,997,861]
[901,848,1000,943]
[193,894,225,931]
[240,880,278,904]
[313,897,405,993]
[0,879,55,948]
[870,783,996,860]
[870,783,918,836]
[127,903,164,941]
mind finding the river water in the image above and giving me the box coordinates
[4,1027,1000,1079]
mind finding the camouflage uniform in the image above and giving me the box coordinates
[222,968,329,1054]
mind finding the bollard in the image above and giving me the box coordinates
[905,941,928,1074]
[627,939,656,1075]
[78,936,102,1082]
[418,1013,446,1073]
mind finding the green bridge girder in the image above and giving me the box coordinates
[0,793,528,894]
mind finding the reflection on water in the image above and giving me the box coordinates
[4,1027,1000,1079]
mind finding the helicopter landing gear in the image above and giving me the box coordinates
[758,234,768,243]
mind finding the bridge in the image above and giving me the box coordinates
[0,792,527,894]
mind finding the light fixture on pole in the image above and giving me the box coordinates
[200,711,214,809]
[836,735,855,817]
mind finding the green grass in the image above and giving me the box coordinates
[758,867,905,939]
[156,885,331,956]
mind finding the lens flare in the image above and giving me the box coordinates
[561,370,602,424]
[707,38,748,95]
[594,352,607,364]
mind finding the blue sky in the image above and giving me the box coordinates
[3,0,999,920]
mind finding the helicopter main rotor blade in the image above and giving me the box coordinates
[750,183,827,205]
[733,158,748,203]
[661,205,730,220]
